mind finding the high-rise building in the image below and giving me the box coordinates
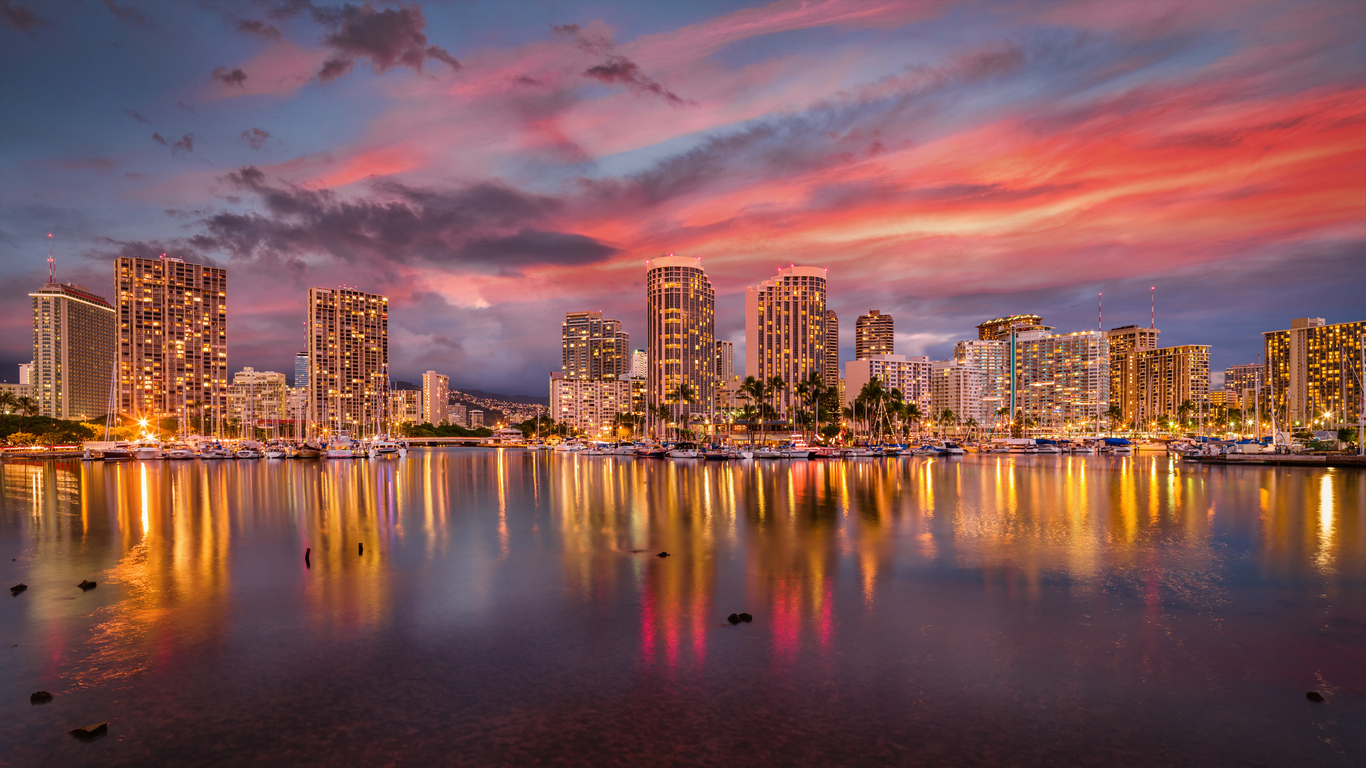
[226,367,288,434]
[630,349,647,379]
[29,281,116,420]
[1223,363,1261,411]
[294,351,309,390]
[1008,330,1109,429]
[451,402,467,427]
[18,363,33,391]
[646,255,715,417]
[855,310,893,359]
[977,314,1051,341]
[716,340,734,382]
[1127,345,1210,426]
[745,265,827,412]
[389,388,422,424]
[307,287,389,435]
[550,372,633,436]
[422,371,449,425]
[823,309,839,387]
[954,339,1010,421]
[931,360,982,424]
[844,355,931,416]
[468,409,484,428]
[116,256,227,426]
[1264,317,1366,428]
[1106,325,1162,422]
[562,311,628,380]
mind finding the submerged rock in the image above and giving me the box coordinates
[656,551,670,558]
[727,613,741,625]
[10,583,25,596]
[1307,691,1325,702]
[738,612,753,623]
[358,542,363,556]
[69,722,108,740]
[77,580,96,591]
[305,547,311,568]
[30,691,53,704]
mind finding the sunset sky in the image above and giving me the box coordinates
[1,0,1363,395]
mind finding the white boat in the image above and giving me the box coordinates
[667,442,701,459]
[368,437,408,459]
[610,442,639,455]
[235,448,261,459]
[200,443,233,460]
[130,437,163,460]
[784,444,814,459]
[845,447,880,457]
[326,431,358,458]
[263,445,288,459]
[911,445,939,456]
[164,444,197,460]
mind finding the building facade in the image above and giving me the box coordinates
[1009,330,1110,430]
[307,287,389,435]
[226,367,288,434]
[550,373,633,436]
[562,311,629,380]
[844,354,931,416]
[30,281,116,420]
[745,265,828,412]
[953,339,1010,422]
[294,351,309,390]
[855,309,893,360]
[716,340,735,383]
[977,314,1050,341]
[1127,345,1210,426]
[468,410,484,428]
[1223,363,1260,409]
[1106,325,1162,422]
[116,256,227,426]
[646,256,715,417]
[1264,317,1366,428]
[823,309,839,387]
[931,360,984,425]
[422,371,450,425]
[630,349,647,379]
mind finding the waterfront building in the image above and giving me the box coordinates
[855,310,893,360]
[0,381,30,401]
[307,287,389,435]
[977,314,1051,341]
[745,265,828,412]
[953,339,1010,420]
[1224,363,1261,411]
[18,363,33,392]
[646,255,715,418]
[629,377,648,416]
[294,351,309,389]
[931,360,984,425]
[1129,345,1211,426]
[451,402,467,426]
[468,409,484,428]
[1106,325,1162,422]
[823,309,839,387]
[226,367,288,435]
[29,281,116,420]
[716,340,735,382]
[1009,330,1109,430]
[116,255,227,427]
[844,355,931,416]
[285,386,309,434]
[389,389,422,425]
[562,311,629,380]
[1264,317,1366,428]
[630,349,647,379]
[422,371,450,425]
[549,372,632,436]
[1209,390,1226,409]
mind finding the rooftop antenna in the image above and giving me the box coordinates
[1098,292,1102,333]
[1150,286,1155,329]
[47,233,54,283]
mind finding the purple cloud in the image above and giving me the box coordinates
[212,66,248,87]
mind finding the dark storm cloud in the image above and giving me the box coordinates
[0,0,42,33]
[212,66,248,87]
[240,128,271,150]
[584,56,688,105]
[152,133,194,154]
[235,18,281,41]
[124,108,152,124]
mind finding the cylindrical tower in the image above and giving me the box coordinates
[646,255,715,422]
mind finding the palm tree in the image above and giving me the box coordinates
[15,395,38,417]
[793,371,827,443]
[1176,399,1195,430]
[993,406,1010,437]
[765,375,786,435]
[668,384,696,440]
[905,401,923,441]
[0,391,15,415]
[1105,404,1124,433]
[738,376,766,443]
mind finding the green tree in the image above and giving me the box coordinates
[15,395,38,417]
[7,431,38,446]
[1105,404,1124,432]
[793,371,828,443]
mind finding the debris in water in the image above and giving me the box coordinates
[727,614,741,625]
[30,691,53,704]
[1306,691,1325,702]
[69,722,108,741]
[738,612,753,623]
[656,551,670,558]
[10,583,25,596]
[77,580,96,591]
[305,547,311,568]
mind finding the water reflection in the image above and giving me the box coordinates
[2,452,1363,764]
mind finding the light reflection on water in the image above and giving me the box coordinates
[1,450,1363,766]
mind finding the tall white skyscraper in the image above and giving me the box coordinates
[307,287,389,435]
[422,371,450,425]
[745,265,828,412]
[30,281,116,420]
[646,255,715,417]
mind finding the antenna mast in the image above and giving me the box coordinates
[1150,286,1155,329]
[1098,292,1102,333]
[47,233,54,283]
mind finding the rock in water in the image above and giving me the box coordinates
[77,580,96,591]
[1306,691,1325,702]
[305,547,311,568]
[657,551,670,558]
[727,614,741,625]
[738,612,753,623]
[69,722,108,740]
[358,543,363,556]
[10,583,25,596]
[30,691,53,704]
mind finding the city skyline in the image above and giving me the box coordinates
[1,0,1364,395]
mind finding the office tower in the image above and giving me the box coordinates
[226,367,288,434]
[562,311,628,380]
[630,349,647,379]
[855,310,894,359]
[1223,363,1261,411]
[29,281,116,420]
[294,351,309,390]
[646,255,715,417]
[977,314,1051,341]
[1127,345,1210,426]
[1009,330,1109,429]
[468,410,484,428]
[549,371,633,436]
[1106,325,1162,421]
[116,256,227,426]
[844,355,931,416]
[450,402,467,426]
[422,371,449,425]
[307,287,389,435]
[954,339,1010,420]
[745,265,827,411]
[931,360,982,424]
[1264,317,1366,427]
[823,309,839,387]
[716,340,735,382]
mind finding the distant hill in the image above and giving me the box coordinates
[453,388,549,406]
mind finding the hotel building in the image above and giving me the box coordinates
[716,340,734,382]
[226,367,288,432]
[293,351,309,389]
[116,256,227,426]
[1264,317,1366,428]
[930,360,982,424]
[1107,325,1162,422]
[953,339,1010,420]
[307,287,389,435]
[389,388,422,425]
[1223,363,1261,411]
[550,372,633,436]
[1127,344,1210,426]
[562,311,629,380]
[854,310,893,360]
[844,355,931,416]
[745,265,828,412]
[630,349,647,379]
[823,309,840,387]
[30,281,116,420]
[1009,330,1110,429]
[646,256,715,417]
[422,371,450,425]
[977,314,1051,341]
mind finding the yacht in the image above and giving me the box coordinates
[101,443,134,462]
[667,442,701,459]
[752,445,785,459]
[200,442,233,460]
[130,437,163,461]
[164,443,198,460]
[325,431,358,459]
[295,441,323,459]
[236,446,262,460]
[784,444,815,459]
[368,437,408,458]
[263,443,289,459]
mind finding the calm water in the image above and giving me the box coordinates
[1,450,1363,766]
